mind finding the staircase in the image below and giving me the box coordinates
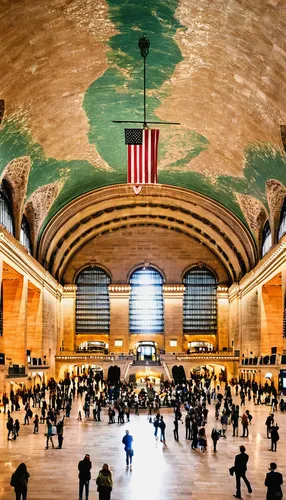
[132,360,161,366]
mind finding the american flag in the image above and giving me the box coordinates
[126,128,159,184]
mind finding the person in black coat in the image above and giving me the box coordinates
[233,445,252,499]
[265,462,283,500]
[10,463,30,500]
[270,424,279,452]
[78,454,92,500]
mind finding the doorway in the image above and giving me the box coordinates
[136,341,157,361]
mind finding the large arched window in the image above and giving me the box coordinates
[0,181,14,235]
[261,221,272,257]
[278,198,286,241]
[76,266,111,333]
[183,266,217,333]
[20,215,32,254]
[129,266,164,334]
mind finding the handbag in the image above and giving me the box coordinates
[51,425,57,435]
[229,466,235,476]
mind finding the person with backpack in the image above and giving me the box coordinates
[10,463,30,500]
[122,429,134,469]
[96,463,113,500]
[211,428,220,452]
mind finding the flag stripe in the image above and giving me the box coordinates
[127,129,159,184]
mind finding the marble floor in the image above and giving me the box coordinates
[0,395,285,500]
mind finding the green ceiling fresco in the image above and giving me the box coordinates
[0,0,286,236]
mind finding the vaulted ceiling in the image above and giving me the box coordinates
[1,0,286,241]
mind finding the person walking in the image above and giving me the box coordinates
[270,424,279,452]
[122,430,133,470]
[265,462,283,500]
[78,454,92,500]
[266,414,274,438]
[33,415,39,434]
[10,463,30,500]
[96,464,113,500]
[232,445,252,499]
[173,418,179,441]
[211,428,220,452]
[56,418,64,449]
[231,408,239,437]
[185,413,191,439]
[241,412,249,438]
[153,414,160,439]
[221,411,228,438]
[159,416,166,445]
[45,417,55,449]
[7,417,14,440]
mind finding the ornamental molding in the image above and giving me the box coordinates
[163,284,185,297]
[109,285,131,297]
[0,228,62,298]
[229,236,286,299]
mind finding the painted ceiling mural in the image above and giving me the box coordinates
[1,0,286,236]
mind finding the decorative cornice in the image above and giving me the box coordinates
[62,284,77,298]
[109,285,131,293]
[109,285,131,298]
[163,284,185,297]
[0,228,62,298]
[229,235,286,299]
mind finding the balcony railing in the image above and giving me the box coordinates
[8,366,26,377]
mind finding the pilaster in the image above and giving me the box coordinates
[163,285,185,353]
[109,285,131,353]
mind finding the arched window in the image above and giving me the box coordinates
[76,267,111,333]
[129,266,164,333]
[278,198,286,241]
[20,215,32,254]
[0,180,14,235]
[183,266,217,333]
[261,221,272,257]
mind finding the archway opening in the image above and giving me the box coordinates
[191,363,227,382]
[136,341,158,361]
[76,341,109,354]
[187,341,214,354]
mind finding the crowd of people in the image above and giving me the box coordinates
[1,370,285,499]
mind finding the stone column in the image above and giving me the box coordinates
[61,285,76,352]
[217,286,229,351]
[163,285,185,353]
[229,284,241,355]
[109,285,130,354]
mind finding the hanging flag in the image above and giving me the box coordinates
[125,128,159,185]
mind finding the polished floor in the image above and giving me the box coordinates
[0,394,285,500]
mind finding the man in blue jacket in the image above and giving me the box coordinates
[122,429,133,470]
